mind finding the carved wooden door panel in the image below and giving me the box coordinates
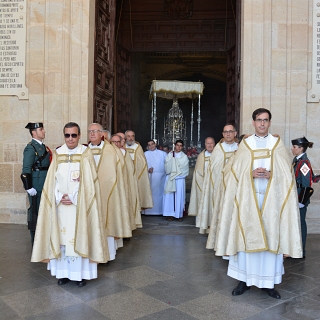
[94,0,116,131]
[226,0,241,131]
[114,44,131,133]
[226,45,236,126]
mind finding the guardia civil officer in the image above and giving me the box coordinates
[21,123,51,245]
[291,137,314,259]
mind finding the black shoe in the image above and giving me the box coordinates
[261,288,281,299]
[123,238,131,241]
[232,281,250,296]
[57,278,70,285]
[76,279,87,287]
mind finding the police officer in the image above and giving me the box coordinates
[291,137,314,259]
[21,123,51,245]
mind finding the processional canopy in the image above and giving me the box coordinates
[149,80,205,150]
[149,80,204,100]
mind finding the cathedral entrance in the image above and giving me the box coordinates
[130,51,231,149]
[93,0,240,148]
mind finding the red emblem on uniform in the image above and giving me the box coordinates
[300,163,310,176]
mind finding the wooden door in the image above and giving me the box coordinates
[114,44,131,133]
[226,0,241,132]
[94,0,116,131]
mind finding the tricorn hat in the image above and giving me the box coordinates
[25,123,43,129]
[291,136,314,148]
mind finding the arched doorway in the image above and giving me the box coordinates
[93,0,241,143]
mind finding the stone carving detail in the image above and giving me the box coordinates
[164,0,193,19]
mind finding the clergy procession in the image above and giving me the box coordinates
[189,108,316,300]
[23,107,317,299]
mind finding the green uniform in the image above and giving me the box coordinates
[22,139,50,244]
[293,153,313,257]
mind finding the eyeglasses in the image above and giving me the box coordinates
[223,130,235,134]
[88,130,101,134]
[111,140,121,144]
[64,133,78,138]
[254,119,269,124]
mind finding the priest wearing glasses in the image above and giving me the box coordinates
[215,108,302,300]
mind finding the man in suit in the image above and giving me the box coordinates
[21,122,51,245]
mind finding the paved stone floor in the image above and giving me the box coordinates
[1,216,320,320]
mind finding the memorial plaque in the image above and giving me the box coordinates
[0,0,28,99]
[308,0,320,102]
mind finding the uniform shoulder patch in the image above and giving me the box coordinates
[300,163,310,176]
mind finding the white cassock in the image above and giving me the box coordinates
[227,134,284,288]
[89,141,117,261]
[143,148,167,215]
[162,151,189,218]
[48,144,97,281]
[221,141,238,153]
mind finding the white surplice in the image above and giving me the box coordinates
[162,151,189,218]
[143,148,167,215]
[227,134,284,288]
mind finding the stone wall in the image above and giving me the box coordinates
[1,0,319,234]
[240,0,320,233]
[0,0,95,224]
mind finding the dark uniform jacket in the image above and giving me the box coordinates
[22,139,51,230]
[293,153,313,206]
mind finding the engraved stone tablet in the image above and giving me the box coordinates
[308,0,320,102]
[0,0,28,99]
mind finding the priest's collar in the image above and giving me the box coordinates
[90,140,103,147]
[254,133,269,139]
[223,141,237,146]
[67,145,80,154]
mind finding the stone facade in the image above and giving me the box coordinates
[0,0,95,224]
[0,0,319,232]
[240,0,320,233]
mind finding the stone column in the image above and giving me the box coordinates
[240,0,320,233]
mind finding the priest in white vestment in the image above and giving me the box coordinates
[143,139,167,215]
[88,124,132,261]
[125,130,153,209]
[193,125,238,234]
[31,122,109,287]
[188,137,215,221]
[111,133,142,230]
[215,109,302,299]
[163,140,189,220]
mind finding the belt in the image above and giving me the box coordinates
[33,167,49,171]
